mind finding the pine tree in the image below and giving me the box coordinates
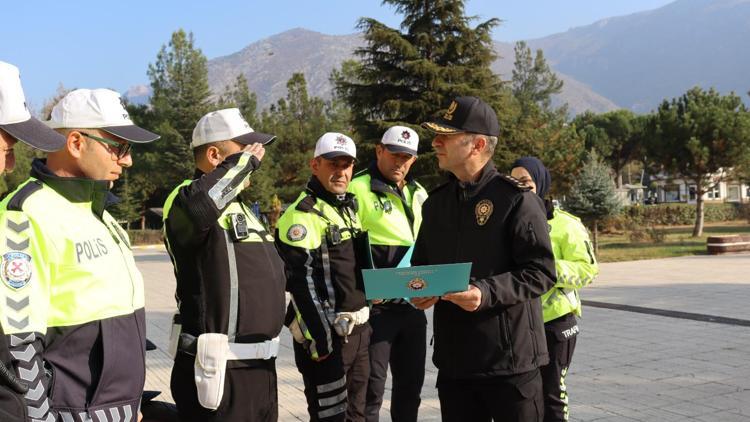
[500,41,582,194]
[646,87,750,236]
[564,152,622,252]
[334,0,508,188]
[218,74,259,128]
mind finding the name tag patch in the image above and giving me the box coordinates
[2,251,32,289]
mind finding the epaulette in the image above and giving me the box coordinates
[295,194,317,212]
[428,181,451,195]
[6,180,43,211]
[497,174,532,192]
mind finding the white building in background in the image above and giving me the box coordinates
[649,170,749,204]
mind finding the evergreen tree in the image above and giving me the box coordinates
[218,74,259,128]
[110,172,141,229]
[335,0,508,188]
[511,41,563,115]
[261,73,329,202]
[500,41,582,194]
[646,87,750,236]
[146,29,212,188]
[573,110,645,189]
[564,152,622,253]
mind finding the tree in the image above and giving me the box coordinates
[218,74,259,128]
[146,29,212,187]
[573,110,645,188]
[647,87,750,236]
[564,152,622,253]
[334,0,508,188]
[511,41,563,115]
[498,41,582,194]
[260,73,329,203]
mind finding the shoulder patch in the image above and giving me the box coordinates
[295,195,317,212]
[7,181,43,212]
[498,174,532,192]
[286,224,307,242]
[1,251,32,289]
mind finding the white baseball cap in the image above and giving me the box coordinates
[0,61,65,152]
[192,108,275,148]
[313,132,356,160]
[381,125,419,156]
[46,88,159,143]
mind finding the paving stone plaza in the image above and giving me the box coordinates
[136,248,750,421]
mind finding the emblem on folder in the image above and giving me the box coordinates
[407,277,427,291]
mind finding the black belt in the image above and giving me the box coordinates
[177,333,199,356]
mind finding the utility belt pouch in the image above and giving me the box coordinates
[194,333,229,410]
[168,313,182,359]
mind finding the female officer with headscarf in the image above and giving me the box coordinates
[511,157,599,422]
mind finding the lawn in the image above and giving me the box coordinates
[596,221,750,262]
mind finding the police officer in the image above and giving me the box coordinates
[412,96,556,422]
[511,157,599,422]
[276,133,371,421]
[0,88,159,421]
[347,126,428,422]
[0,61,66,422]
[163,108,285,422]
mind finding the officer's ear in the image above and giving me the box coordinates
[66,130,86,159]
[205,144,224,168]
[472,135,487,156]
[310,157,321,174]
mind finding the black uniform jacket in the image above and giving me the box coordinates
[164,153,286,361]
[412,161,556,379]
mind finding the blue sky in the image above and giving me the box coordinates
[1,0,675,110]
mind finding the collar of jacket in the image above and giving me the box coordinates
[367,161,415,201]
[454,160,497,202]
[30,158,119,218]
[306,176,357,212]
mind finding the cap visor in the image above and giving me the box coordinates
[383,144,417,156]
[0,117,66,152]
[233,131,276,146]
[319,151,356,160]
[101,125,160,143]
[420,120,464,135]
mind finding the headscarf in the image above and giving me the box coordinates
[511,156,554,219]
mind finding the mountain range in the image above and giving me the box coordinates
[127,0,750,115]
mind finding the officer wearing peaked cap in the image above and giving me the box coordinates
[347,126,429,422]
[0,61,66,422]
[413,96,556,422]
[0,87,159,422]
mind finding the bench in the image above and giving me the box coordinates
[706,235,750,254]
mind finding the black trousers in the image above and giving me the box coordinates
[294,324,372,422]
[365,304,426,422]
[171,353,278,422]
[541,313,579,422]
[437,370,544,422]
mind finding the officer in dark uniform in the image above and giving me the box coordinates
[163,108,286,422]
[347,126,428,422]
[0,60,66,422]
[412,96,556,422]
[276,133,372,422]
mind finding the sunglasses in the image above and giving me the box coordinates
[79,131,131,160]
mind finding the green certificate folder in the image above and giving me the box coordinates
[362,262,472,300]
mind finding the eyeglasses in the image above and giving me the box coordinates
[79,131,131,160]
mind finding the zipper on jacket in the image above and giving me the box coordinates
[526,301,539,366]
[527,222,537,245]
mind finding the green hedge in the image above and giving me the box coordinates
[126,230,163,245]
[611,203,746,228]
